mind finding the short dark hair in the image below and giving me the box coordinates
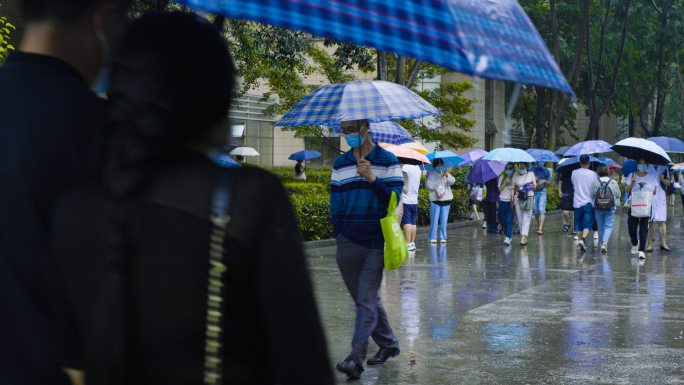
[579,154,590,166]
[597,164,609,177]
[21,0,131,23]
[433,159,444,168]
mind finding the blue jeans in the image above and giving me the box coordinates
[429,202,450,240]
[595,209,616,243]
[336,235,399,365]
[534,191,547,215]
[498,201,513,238]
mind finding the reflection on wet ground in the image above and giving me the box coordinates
[306,207,684,384]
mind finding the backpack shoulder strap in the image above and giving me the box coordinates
[205,170,232,384]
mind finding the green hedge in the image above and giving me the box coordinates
[285,182,333,241]
[267,166,332,187]
[284,182,328,196]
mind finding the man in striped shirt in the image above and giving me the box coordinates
[331,119,404,379]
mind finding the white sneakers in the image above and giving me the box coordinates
[429,239,437,244]
[482,222,487,229]
[631,245,638,254]
[601,242,607,253]
[578,240,587,251]
[440,239,447,244]
[407,243,416,251]
[594,232,599,241]
[573,234,579,240]
[639,251,646,259]
[503,237,511,246]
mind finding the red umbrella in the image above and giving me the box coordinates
[383,146,430,166]
[608,164,622,170]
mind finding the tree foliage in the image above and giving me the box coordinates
[0,13,15,65]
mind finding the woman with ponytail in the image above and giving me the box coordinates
[50,12,333,385]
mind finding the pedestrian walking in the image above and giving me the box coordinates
[332,118,403,380]
[427,159,456,243]
[0,1,130,383]
[571,155,598,251]
[625,159,658,259]
[467,181,484,221]
[401,164,421,251]
[499,164,515,245]
[512,163,536,246]
[49,13,334,385]
[646,164,671,251]
[294,159,307,180]
[532,161,551,235]
[483,176,500,233]
[668,174,676,206]
[557,169,574,234]
[591,165,621,253]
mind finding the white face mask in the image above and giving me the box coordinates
[91,31,112,94]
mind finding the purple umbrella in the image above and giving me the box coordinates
[466,159,507,183]
[563,140,613,156]
[457,149,488,167]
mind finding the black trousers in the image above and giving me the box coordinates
[483,201,498,225]
[628,213,649,252]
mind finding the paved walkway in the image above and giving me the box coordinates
[306,205,684,384]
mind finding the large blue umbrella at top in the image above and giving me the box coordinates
[482,147,535,163]
[177,0,573,95]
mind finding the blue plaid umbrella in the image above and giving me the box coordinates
[177,0,573,94]
[457,149,488,167]
[333,121,414,145]
[526,148,560,163]
[275,81,439,126]
[563,140,613,156]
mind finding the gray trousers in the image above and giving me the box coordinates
[336,235,399,365]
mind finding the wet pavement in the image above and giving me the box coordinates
[305,206,684,384]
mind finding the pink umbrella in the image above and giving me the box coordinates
[383,146,430,165]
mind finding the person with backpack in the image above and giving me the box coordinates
[590,165,621,253]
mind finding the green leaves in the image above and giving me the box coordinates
[0,16,14,64]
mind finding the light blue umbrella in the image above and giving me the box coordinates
[423,150,466,171]
[482,147,535,163]
[597,157,616,166]
[564,140,613,156]
[275,81,440,127]
[526,148,560,163]
[177,0,573,94]
[646,137,684,153]
[333,121,414,145]
[456,149,488,167]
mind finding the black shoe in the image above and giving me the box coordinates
[646,248,653,253]
[367,348,400,365]
[661,246,672,251]
[336,360,363,379]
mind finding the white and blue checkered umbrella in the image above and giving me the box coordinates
[275,81,440,127]
[332,121,414,145]
[177,0,573,94]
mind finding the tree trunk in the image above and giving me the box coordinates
[396,56,406,86]
[676,54,684,139]
[628,108,635,137]
[377,52,386,81]
[406,60,423,89]
[535,86,546,148]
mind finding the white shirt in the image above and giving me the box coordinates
[401,164,421,205]
[629,173,658,193]
[571,168,598,208]
[647,165,667,201]
[499,175,513,202]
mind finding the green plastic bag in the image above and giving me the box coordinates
[381,192,408,270]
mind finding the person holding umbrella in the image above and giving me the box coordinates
[532,161,551,235]
[426,159,456,243]
[512,162,536,246]
[499,164,516,245]
[331,119,403,379]
[625,159,658,259]
[295,159,307,180]
[646,164,671,252]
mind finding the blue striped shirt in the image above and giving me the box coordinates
[330,145,404,249]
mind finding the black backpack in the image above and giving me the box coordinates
[594,181,615,210]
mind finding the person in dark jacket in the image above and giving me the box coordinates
[49,12,333,385]
[0,1,129,383]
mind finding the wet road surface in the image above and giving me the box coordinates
[306,207,684,384]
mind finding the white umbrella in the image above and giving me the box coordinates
[230,146,260,156]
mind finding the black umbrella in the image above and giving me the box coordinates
[611,138,672,166]
[554,146,570,157]
[555,156,603,173]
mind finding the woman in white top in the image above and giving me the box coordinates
[512,162,536,246]
[646,164,671,252]
[625,159,658,259]
[426,159,456,243]
[498,164,516,245]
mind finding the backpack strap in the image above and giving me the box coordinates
[204,171,232,384]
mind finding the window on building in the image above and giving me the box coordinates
[231,120,273,165]
[485,79,494,121]
[305,137,341,167]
